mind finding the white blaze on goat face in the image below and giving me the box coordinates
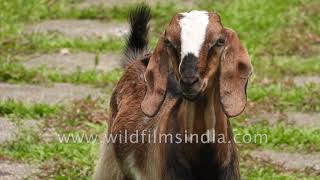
[179,10,209,63]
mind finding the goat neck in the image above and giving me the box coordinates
[177,84,228,137]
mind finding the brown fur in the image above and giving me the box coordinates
[94,11,252,180]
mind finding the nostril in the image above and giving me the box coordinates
[181,77,199,86]
[238,61,248,72]
[238,61,252,76]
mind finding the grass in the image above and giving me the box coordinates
[240,158,320,179]
[0,62,122,86]
[248,83,320,112]
[0,98,108,179]
[0,98,108,178]
[1,34,125,55]
[0,119,318,179]
[0,100,60,119]
[233,121,320,152]
[52,98,109,134]
[0,132,100,179]
[0,0,319,179]
[1,31,159,57]
[1,0,319,57]
[3,61,319,112]
[45,2,181,21]
[0,0,170,56]
[253,56,320,78]
[198,0,319,57]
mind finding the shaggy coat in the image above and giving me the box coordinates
[94,4,252,180]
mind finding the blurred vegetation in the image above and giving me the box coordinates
[0,0,319,179]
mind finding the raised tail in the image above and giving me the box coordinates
[122,4,151,68]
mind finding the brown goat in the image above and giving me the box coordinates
[94,5,252,180]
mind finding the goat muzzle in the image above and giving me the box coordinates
[180,75,202,100]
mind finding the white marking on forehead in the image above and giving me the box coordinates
[179,10,209,58]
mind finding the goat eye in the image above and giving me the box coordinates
[165,40,179,54]
[215,38,225,47]
[165,39,173,48]
[207,38,225,58]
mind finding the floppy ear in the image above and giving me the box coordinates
[141,35,169,117]
[219,29,253,118]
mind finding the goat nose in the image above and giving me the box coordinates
[181,76,199,86]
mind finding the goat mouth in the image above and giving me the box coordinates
[182,92,201,101]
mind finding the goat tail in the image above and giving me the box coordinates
[122,4,151,68]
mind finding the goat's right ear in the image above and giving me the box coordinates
[141,36,169,117]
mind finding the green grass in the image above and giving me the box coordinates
[0,62,122,86]
[1,34,124,55]
[2,61,319,112]
[240,160,320,180]
[253,56,320,78]
[0,119,318,179]
[1,32,159,56]
[0,0,319,179]
[1,0,319,57]
[0,99,107,179]
[198,0,319,57]
[52,98,109,134]
[24,1,181,22]
[233,121,320,152]
[0,100,60,118]
[46,68,122,86]
[0,1,172,56]
[0,132,100,179]
[248,83,320,112]
[0,0,48,44]
[22,34,123,53]
[0,98,108,178]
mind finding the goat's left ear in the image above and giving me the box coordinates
[219,29,253,118]
[141,35,169,117]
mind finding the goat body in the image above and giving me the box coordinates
[94,57,239,180]
[94,4,252,180]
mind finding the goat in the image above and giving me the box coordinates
[94,4,253,180]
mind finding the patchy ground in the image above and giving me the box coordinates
[293,76,320,86]
[248,112,320,128]
[0,161,39,180]
[22,52,121,73]
[25,20,129,39]
[0,83,104,104]
[250,150,320,174]
[0,118,17,144]
[76,0,195,8]
[0,0,319,179]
